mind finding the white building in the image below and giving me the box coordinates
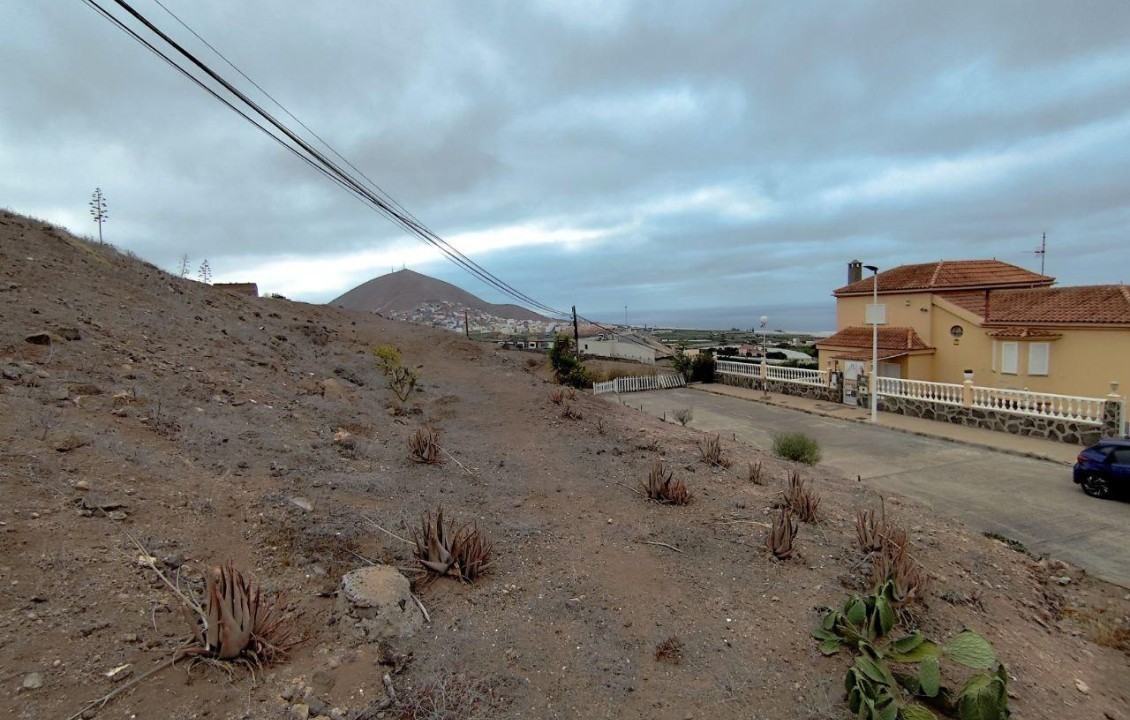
[579,333,661,365]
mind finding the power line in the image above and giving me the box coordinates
[82,1,658,351]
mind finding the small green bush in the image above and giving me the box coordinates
[773,432,821,465]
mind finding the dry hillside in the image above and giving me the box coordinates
[0,210,1128,720]
[330,268,548,322]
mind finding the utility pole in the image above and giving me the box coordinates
[464,309,470,339]
[89,187,108,244]
[572,306,580,358]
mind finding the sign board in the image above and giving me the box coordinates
[865,303,887,325]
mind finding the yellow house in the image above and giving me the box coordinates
[817,259,1130,399]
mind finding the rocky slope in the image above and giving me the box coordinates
[0,210,1127,720]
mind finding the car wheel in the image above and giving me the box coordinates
[1080,473,1113,499]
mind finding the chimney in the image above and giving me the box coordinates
[848,260,863,285]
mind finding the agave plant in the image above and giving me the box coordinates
[767,507,798,560]
[408,426,441,464]
[197,563,294,663]
[412,508,459,575]
[696,434,731,468]
[453,523,493,582]
[412,508,493,583]
[747,460,764,485]
[785,470,821,523]
[872,541,931,607]
[856,508,885,554]
[641,460,692,505]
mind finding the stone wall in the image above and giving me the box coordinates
[857,388,1117,446]
[717,373,842,404]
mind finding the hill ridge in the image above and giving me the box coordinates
[330,269,550,322]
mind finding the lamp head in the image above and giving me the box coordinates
[863,265,878,273]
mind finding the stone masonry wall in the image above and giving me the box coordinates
[857,388,1113,446]
[717,373,842,404]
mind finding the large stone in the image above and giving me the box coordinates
[337,566,422,641]
[319,378,352,402]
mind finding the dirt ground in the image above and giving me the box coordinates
[1,211,1128,720]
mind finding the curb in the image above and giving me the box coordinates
[687,385,1075,467]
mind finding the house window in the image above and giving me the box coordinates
[1028,342,1050,376]
[1000,342,1019,375]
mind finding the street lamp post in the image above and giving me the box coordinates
[864,265,879,423]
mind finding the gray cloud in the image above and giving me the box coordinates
[2,0,1129,330]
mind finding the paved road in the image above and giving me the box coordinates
[609,388,1130,587]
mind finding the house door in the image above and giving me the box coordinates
[841,360,864,405]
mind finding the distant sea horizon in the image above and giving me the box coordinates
[586,302,835,334]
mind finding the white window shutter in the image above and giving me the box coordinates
[1001,342,1019,374]
[991,340,997,372]
[1028,343,1050,376]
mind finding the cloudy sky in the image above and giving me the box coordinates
[3,1,1129,330]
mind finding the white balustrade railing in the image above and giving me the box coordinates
[765,364,828,387]
[592,373,687,396]
[970,386,1106,425]
[716,360,827,387]
[875,377,964,406]
[716,360,758,377]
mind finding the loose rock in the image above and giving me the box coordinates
[337,565,423,641]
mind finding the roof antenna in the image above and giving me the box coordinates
[1032,232,1047,275]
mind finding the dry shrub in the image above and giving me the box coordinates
[747,460,764,485]
[696,433,731,468]
[641,459,692,505]
[566,388,577,401]
[1062,608,1130,654]
[767,507,798,560]
[593,417,605,435]
[784,471,821,523]
[395,671,507,720]
[560,404,583,420]
[673,407,694,426]
[408,427,441,464]
[654,635,684,664]
[550,389,565,405]
[411,508,493,583]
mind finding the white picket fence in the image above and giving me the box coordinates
[592,373,686,396]
[716,360,828,387]
[876,377,965,406]
[970,386,1107,425]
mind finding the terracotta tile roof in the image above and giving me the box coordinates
[941,285,1130,325]
[827,349,910,362]
[834,260,1053,296]
[816,326,933,351]
[985,328,1063,339]
[983,285,1130,325]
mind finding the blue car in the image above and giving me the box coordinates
[1073,438,1130,499]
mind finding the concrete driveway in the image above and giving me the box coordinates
[607,387,1130,588]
